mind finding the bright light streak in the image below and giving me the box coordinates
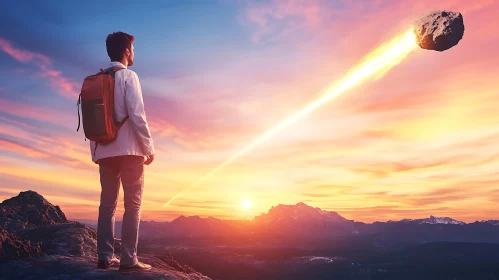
[164,29,417,207]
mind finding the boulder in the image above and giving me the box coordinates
[413,10,464,51]
[0,226,42,261]
[21,222,98,257]
[0,191,67,234]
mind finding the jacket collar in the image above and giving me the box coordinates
[109,61,127,69]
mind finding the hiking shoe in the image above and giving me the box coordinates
[119,261,152,271]
[97,257,120,269]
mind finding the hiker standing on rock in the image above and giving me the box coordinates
[77,31,154,270]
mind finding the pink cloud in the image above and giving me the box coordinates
[38,65,80,99]
[0,124,92,169]
[0,137,89,168]
[0,98,91,168]
[0,37,79,99]
[243,0,332,43]
[144,92,262,151]
[0,38,51,65]
[0,138,47,158]
[0,98,67,123]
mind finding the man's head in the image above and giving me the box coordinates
[106,31,135,66]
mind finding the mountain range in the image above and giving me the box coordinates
[2,190,499,279]
[111,201,499,245]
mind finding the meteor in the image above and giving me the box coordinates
[164,28,417,207]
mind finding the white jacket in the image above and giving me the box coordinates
[90,61,155,163]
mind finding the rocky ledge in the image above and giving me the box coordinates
[0,191,212,280]
[0,255,211,280]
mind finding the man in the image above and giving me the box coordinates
[92,31,155,271]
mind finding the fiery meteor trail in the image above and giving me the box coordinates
[164,28,417,207]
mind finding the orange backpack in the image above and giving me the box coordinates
[77,66,128,155]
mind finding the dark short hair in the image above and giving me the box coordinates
[106,32,134,61]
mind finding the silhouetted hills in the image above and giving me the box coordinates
[477,220,499,226]
[171,215,243,237]
[126,201,499,250]
[101,200,499,280]
[0,191,212,280]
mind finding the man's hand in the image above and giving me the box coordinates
[144,154,155,165]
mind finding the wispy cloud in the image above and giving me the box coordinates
[0,38,51,65]
[242,0,339,43]
[144,93,261,151]
[0,37,79,99]
[0,137,92,169]
[0,98,68,123]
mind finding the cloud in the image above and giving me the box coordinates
[0,38,51,65]
[348,154,470,178]
[242,0,333,43]
[0,137,91,169]
[0,104,92,170]
[240,0,410,43]
[144,93,261,151]
[0,138,46,158]
[299,193,334,198]
[402,187,470,207]
[353,90,439,115]
[0,37,80,99]
[0,98,68,123]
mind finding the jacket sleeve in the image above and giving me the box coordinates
[125,71,155,156]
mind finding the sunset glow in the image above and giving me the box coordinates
[2,0,499,224]
[163,29,417,207]
[241,200,252,209]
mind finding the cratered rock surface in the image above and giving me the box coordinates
[413,10,464,51]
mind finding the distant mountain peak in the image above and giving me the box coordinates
[393,215,465,225]
[427,216,464,225]
[254,202,349,225]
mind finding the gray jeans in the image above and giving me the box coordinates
[97,155,144,266]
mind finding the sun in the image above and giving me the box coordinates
[240,200,252,209]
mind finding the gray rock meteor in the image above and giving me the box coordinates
[413,10,465,51]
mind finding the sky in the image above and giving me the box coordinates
[1,0,499,223]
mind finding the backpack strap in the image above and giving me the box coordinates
[117,116,129,128]
[76,93,81,131]
[105,66,129,126]
[105,66,125,79]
